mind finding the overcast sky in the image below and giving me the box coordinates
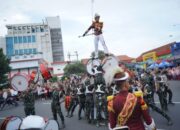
[0,0,180,60]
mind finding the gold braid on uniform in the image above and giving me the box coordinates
[118,93,137,126]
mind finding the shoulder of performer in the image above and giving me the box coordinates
[133,90,143,98]
[107,95,115,113]
[137,95,148,110]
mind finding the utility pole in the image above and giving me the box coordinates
[67,51,79,62]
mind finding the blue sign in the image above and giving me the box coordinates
[171,42,180,56]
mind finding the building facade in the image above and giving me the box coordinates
[4,16,64,66]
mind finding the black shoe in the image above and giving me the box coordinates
[88,119,91,124]
[66,114,69,117]
[78,117,82,120]
[168,120,173,126]
[69,114,73,118]
[168,101,175,105]
[61,123,65,129]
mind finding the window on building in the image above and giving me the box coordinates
[40,27,44,32]
[6,37,14,57]
[28,36,31,43]
[32,35,36,43]
[23,36,27,43]
[18,36,22,43]
[24,49,28,54]
[15,50,19,55]
[29,49,32,54]
[19,49,23,55]
[32,28,35,33]
[33,48,37,54]
[14,37,18,44]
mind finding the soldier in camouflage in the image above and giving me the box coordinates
[85,77,94,124]
[94,72,108,127]
[51,84,65,128]
[77,83,86,120]
[23,87,35,116]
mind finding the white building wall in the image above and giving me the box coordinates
[46,16,61,29]
[0,36,6,54]
[52,63,67,76]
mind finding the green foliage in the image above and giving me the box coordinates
[49,76,58,82]
[0,49,11,88]
[63,61,86,76]
[91,50,105,60]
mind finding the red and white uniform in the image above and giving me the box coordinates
[108,90,155,130]
[87,21,109,58]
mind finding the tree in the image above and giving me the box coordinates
[63,61,86,76]
[91,50,105,60]
[0,48,11,88]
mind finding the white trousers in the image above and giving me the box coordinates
[94,34,109,58]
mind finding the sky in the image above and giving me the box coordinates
[0,0,180,61]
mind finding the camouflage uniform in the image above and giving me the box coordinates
[51,89,65,127]
[94,73,108,127]
[77,84,86,120]
[23,91,35,116]
[85,79,94,123]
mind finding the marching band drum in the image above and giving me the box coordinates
[0,115,59,130]
[0,63,54,130]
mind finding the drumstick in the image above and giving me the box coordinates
[78,33,94,38]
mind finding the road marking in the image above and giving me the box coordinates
[0,117,6,120]
[42,102,51,104]
[155,101,180,104]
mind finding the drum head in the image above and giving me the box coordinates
[11,73,29,92]
[102,55,119,71]
[44,119,59,130]
[20,115,46,129]
[101,55,119,87]
[4,116,22,130]
[86,59,101,75]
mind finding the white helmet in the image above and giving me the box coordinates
[94,13,100,18]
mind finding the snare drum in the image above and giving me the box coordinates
[44,119,59,130]
[0,116,22,130]
[40,64,52,80]
[30,70,39,84]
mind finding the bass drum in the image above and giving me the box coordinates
[101,55,119,87]
[44,119,59,130]
[11,73,29,92]
[86,58,101,75]
[0,116,22,130]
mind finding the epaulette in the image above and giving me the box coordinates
[107,95,115,113]
[133,90,143,97]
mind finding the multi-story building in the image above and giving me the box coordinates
[4,16,64,65]
[0,16,65,78]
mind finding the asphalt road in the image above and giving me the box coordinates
[0,80,180,130]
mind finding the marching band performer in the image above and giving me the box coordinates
[51,84,65,128]
[83,13,109,59]
[108,67,156,130]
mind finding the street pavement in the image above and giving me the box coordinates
[0,80,180,130]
